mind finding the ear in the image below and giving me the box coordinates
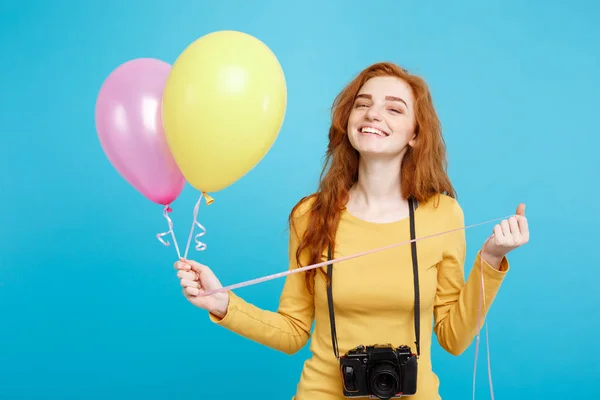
[408,133,417,147]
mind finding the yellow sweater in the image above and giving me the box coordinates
[210,194,509,399]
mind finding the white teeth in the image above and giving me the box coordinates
[361,127,387,136]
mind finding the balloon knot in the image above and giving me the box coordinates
[165,206,173,213]
[202,192,215,205]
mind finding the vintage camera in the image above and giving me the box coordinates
[339,344,418,399]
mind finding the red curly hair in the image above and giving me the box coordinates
[289,62,456,294]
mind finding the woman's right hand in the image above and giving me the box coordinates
[175,259,230,319]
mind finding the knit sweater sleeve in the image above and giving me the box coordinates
[433,200,510,356]
[208,201,315,355]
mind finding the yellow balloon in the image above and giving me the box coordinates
[162,30,287,193]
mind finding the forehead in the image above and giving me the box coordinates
[357,76,414,104]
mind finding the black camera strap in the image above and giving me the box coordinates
[326,197,421,359]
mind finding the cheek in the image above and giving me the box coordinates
[346,117,352,131]
[389,118,414,136]
[347,114,360,134]
[348,108,364,123]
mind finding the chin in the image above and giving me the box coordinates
[355,144,394,157]
[356,142,405,159]
[352,134,386,152]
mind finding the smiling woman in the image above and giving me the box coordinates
[175,62,529,400]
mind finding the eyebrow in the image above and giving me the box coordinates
[355,93,407,107]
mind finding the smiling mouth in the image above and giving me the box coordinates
[359,126,389,137]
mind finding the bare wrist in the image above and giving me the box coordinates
[481,252,504,270]
[210,294,230,319]
[210,309,226,319]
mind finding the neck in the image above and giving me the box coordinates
[346,155,409,222]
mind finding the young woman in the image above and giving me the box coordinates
[174,62,529,400]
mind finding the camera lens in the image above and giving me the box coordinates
[370,363,400,399]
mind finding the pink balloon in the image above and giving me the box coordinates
[95,58,185,206]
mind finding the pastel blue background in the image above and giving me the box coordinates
[1,0,598,398]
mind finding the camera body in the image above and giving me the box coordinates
[340,344,418,399]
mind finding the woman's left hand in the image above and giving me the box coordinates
[482,204,530,269]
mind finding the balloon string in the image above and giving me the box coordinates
[474,236,495,400]
[199,214,512,296]
[156,205,181,259]
[183,192,214,259]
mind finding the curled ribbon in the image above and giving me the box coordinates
[183,192,214,259]
[156,205,181,259]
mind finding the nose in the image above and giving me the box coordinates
[365,104,382,121]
